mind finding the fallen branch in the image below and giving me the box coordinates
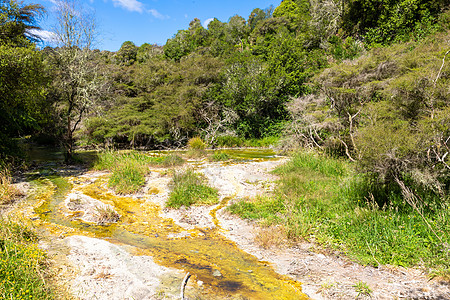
[180,272,191,300]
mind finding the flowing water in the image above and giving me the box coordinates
[16,149,308,299]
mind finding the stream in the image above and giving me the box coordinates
[11,149,308,299]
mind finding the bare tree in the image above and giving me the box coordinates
[53,0,96,50]
[50,0,102,162]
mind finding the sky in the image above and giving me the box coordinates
[26,0,282,51]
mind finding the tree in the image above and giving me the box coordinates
[49,0,102,162]
[248,8,267,31]
[0,0,44,46]
[115,41,138,65]
[0,0,47,158]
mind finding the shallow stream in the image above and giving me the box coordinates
[15,149,308,299]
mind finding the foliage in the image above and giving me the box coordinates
[115,41,138,65]
[0,44,48,155]
[229,151,450,273]
[287,31,450,207]
[81,53,223,148]
[0,217,54,299]
[95,205,120,224]
[353,281,372,298]
[342,0,447,46]
[167,168,219,208]
[0,0,44,46]
[187,137,207,150]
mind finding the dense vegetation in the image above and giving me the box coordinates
[230,152,449,275]
[1,0,449,281]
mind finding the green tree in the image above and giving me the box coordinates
[273,0,310,32]
[115,41,137,65]
[164,18,208,61]
[0,0,47,158]
[0,0,44,46]
[248,8,267,31]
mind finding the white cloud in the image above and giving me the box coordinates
[148,9,167,20]
[203,18,214,28]
[27,29,58,43]
[112,0,144,13]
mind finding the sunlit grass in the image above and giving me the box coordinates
[167,169,219,208]
[93,151,184,194]
[0,168,22,205]
[229,151,450,275]
[0,218,54,299]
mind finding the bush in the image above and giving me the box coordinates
[187,137,207,150]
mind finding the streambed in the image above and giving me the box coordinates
[11,149,308,299]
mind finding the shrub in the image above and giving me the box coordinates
[95,205,120,225]
[187,137,207,150]
[160,154,184,167]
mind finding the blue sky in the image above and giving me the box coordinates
[27,0,281,51]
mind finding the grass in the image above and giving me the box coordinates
[0,168,22,205]
[0,217,54,299]
[353,281,372,297]
[95,205,120,225]
[93,151,184,194]
[167,169,219,208]
[209,151,230,161]
[229,151,450,275]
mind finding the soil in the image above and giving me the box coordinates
[9,156,450,299]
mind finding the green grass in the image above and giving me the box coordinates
[93,151,184,194]
[209,151,230,161]
[0,218,54,299]
[229,151,450,275]
[167,169,219,208]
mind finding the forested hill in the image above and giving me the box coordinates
[1,0,449,160]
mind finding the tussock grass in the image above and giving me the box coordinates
[95,205,120,225]
[0,218,54,299]
[167,169,218,208]
[93,151,184,194]
[0,169,22,205]
[229,151,450,275]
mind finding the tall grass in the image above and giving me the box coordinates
[0,168,22,205]
[93,151,184,194]
[167,169,219,208]
[0,218,54,299]
[229,151,450,275]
